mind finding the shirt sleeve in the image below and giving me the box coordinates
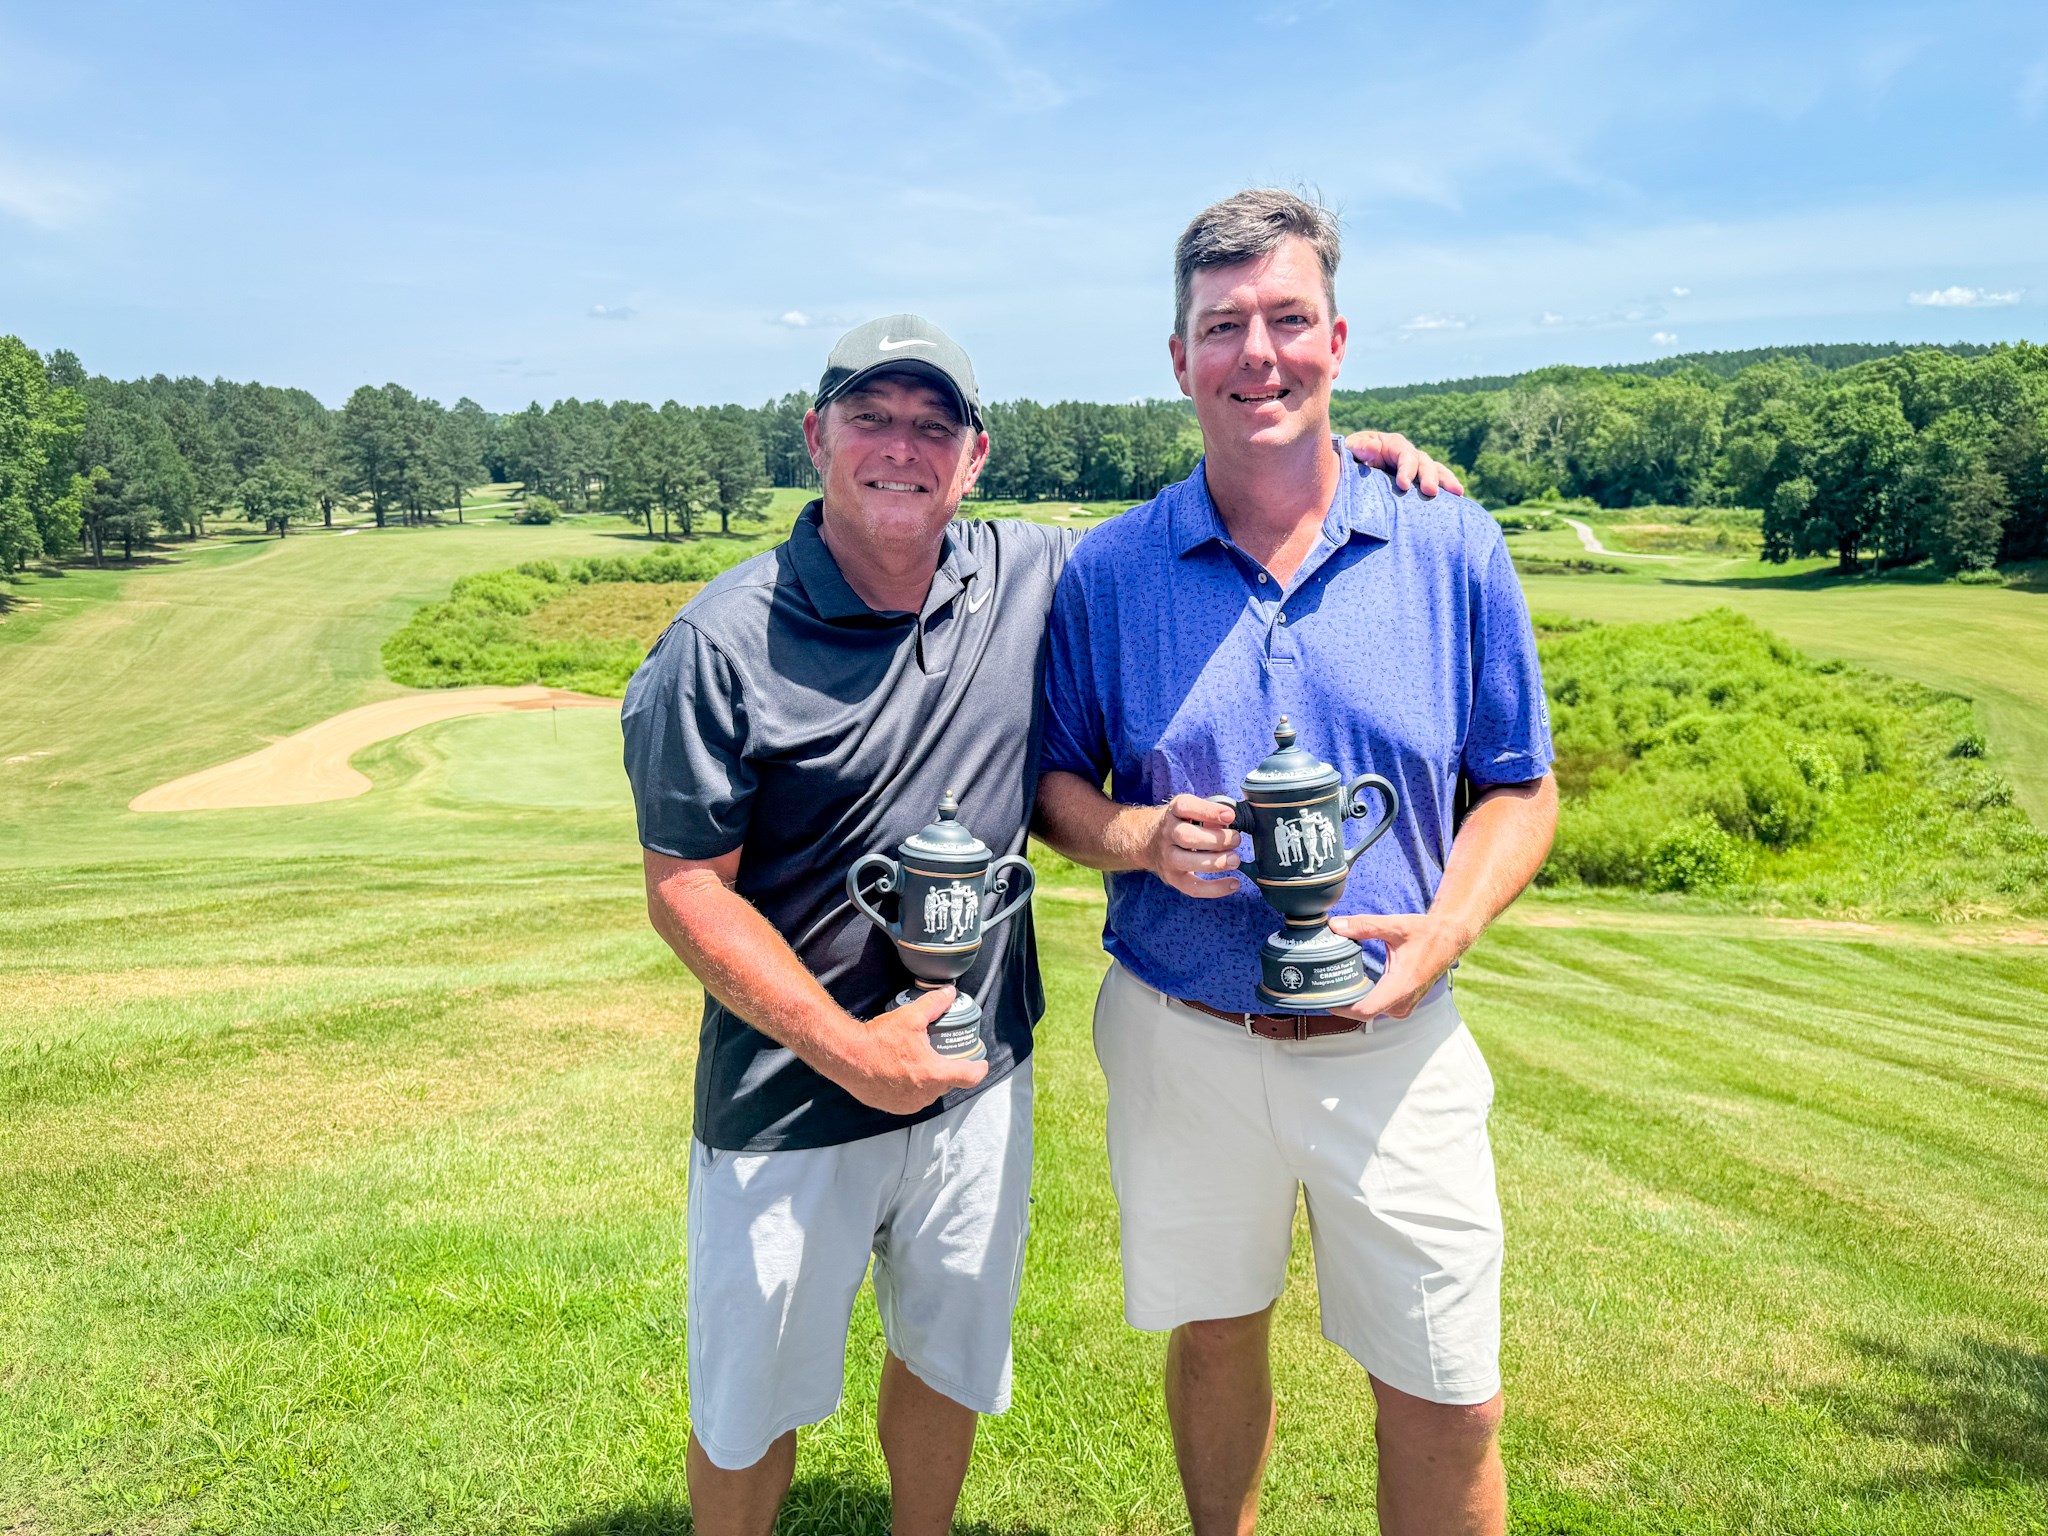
[1462,523,1555,786]
[1039,558,1111,783]
[620,619,756,859]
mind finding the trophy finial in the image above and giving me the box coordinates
[1274,717,1296,749]
[937,790,960,820]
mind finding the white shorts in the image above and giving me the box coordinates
[684,1059,1033,1470]
[1094,961,1502,1406]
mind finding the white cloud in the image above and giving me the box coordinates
[2024,54,2048,118]
[1651,331,1679,346]
[777,310,814,328]
[603,1,1068,113]
[1908,285,2024,308]
[1402,314,1468,331]
[0,150,102,230]
[1518,300,1667,332]
[1670,286,1691,298]
[587,303,638,320]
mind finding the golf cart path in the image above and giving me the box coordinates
[1560,517,1683,561]
[130,685,618,812]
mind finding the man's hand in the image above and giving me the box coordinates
[830,985,989,1114]
[1142,793,1244,898]
[1345,430,1465,498]
[1327,912,1475,1023]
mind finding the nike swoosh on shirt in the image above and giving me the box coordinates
[965,583,993,613]
[876,336,932,351]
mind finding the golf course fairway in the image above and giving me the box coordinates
[2,512,2044,1535]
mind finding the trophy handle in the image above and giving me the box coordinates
[846,853,901,936]
[1208,795,1261,880]
[980,854,1037,931]
[1342,775,1400,870]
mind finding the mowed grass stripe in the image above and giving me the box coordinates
[4,861,2047,1531]
[1467,927,2048,1323]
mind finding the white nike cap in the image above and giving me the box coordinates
[815,313,982,430]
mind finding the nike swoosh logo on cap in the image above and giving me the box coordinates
[876,336,932,351]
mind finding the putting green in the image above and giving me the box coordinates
[367,705,636,813]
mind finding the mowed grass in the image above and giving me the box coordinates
[2,502,2046,1532]
[5,859,2047,1534]
[0,518,788,864]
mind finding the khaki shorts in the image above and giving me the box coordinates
[1094,961,1502,1405]
[684,1060,1033,1469]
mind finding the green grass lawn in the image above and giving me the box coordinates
[2,506,2045,1533]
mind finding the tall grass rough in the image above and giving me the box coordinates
[1539,609,2048,915]
[382,547,748,696]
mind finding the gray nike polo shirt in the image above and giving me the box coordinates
[622,501,1079,1151]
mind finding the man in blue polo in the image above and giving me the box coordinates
[1035,189,1558,1535]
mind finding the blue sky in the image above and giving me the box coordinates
[4,1,2045,409]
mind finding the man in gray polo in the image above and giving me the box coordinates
[621,315,1454,1536]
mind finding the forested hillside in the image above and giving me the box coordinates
[3,335,2042,579]
[1331,340,1998,406]
[1332,343,2048,573]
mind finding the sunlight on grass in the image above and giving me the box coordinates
[2,509,2046,1533]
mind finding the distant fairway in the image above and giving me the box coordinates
[0,517,772,863]
[2,510,2046,1534]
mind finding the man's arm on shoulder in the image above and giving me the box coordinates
[1344,430,1465,496]
[642,846,984,1113]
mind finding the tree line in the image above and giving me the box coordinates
[1332,343,2048,574]
[0,341,783,573]
[6,336,2043,578]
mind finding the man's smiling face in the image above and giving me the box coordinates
[1169,236,1347,456]
[804,373,989,548]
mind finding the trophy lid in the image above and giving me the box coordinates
[899,792,990,865]
[1242,717,1342,795]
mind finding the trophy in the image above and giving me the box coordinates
[847,792,1037,1060]
[1213,718,1399,1012]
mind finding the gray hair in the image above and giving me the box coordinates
[1173,188,1341,340]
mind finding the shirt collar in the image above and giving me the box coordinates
[1171,436,1393,557]
[787,500,981,625]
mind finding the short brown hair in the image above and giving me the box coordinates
[1174,188,1341,339]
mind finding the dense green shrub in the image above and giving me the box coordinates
[1539,609,2048,916]
[382,546,751,696]
[511,495,561,524]
[1647,815,1748,892]
[1513,557,1627,575]
[1493,510,1564,532]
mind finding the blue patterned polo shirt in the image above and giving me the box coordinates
[1040,440,1552,1013]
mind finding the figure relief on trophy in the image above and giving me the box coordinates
[923,882,981,944]
[1271,807,1341,872]
[847,792,1037,1061]
[1212,717,1400,1012]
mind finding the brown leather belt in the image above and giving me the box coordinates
[1175,996,1363,1041]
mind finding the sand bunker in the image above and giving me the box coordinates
[130,686,618,813]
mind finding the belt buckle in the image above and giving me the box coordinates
[1239,1012,1257,1040]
